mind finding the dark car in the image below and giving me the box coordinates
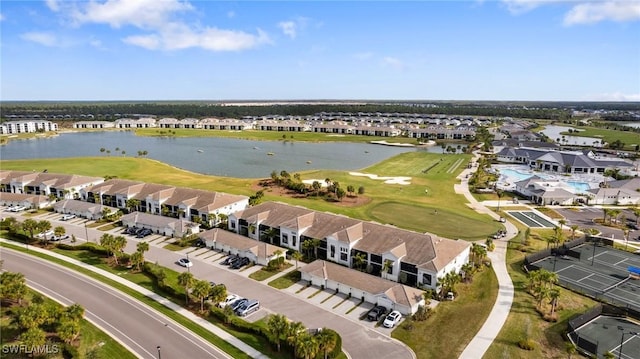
[195,239,206,247]
[367,305,387,321]
[231,257,250,269]
[222,255,239,266]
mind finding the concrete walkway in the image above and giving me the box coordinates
[454,153,516,359]
[0,238,268,359]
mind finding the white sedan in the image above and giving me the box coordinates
[382,310,402,328]
[177,258,193,268]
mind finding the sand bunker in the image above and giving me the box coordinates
[302,179,329,187]
[349,172,412,185]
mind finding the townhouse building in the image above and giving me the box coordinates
[0,170,104,200]
[228,202,470,290]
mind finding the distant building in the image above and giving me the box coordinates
[0,120,58,135]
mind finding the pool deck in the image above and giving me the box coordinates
[493,164,607,194]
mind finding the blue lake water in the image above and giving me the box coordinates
[0,131,416,178]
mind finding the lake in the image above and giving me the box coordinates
[0,131,417,178]
[539,125,604,147]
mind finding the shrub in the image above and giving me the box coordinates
[412,305,434,321]
[518,339,536,351]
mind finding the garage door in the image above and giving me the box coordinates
[377,297,394,310]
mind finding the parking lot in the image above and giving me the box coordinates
[555,207,640,241]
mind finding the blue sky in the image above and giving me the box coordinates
[1,0,639,101]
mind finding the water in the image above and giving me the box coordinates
[498,168,591,193]
[539,125,604,147]
[622,122,640,129]
[0,131,416,178]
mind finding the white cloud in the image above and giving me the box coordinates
[20,31,59,47]
[0,13,5,21]
[277,17,310,39]
[124,23,270,51]
[382,56,405,70]
[227,11,235,19]
[61,0,269,51]
[564,1,640,25]
[278,21,297,39]
[46,0,60,12]
[589,92,640,101]
[71,0,192,29]
[502,0,640,25]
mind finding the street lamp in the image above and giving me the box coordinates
[186,252,190,273]
[84,222,89,243]
[156,345,161,359]
[617,326,639,359]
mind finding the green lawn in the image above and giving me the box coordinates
[268,270,301,289]
[392,266,498,359]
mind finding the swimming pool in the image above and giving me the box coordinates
[498,168,591,193]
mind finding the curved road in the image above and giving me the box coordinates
[1,248,231,359]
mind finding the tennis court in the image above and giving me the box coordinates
[531,244,640,311]
[571,315,640,359]
[507,210,556,228]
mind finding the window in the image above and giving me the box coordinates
[230,221,236,229]
[422,273,432,286]
[340,247,348,261]
[330,245,336,258]
[292,235,297,247]
[282,233,289,244]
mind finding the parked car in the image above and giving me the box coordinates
[195,239,205,247]
[231,257,250,269]
[49,234,70,242]
[177,258,193,268]
[36,230,54,239]
[382,311,402,328]
[218,294,240,308]
[230,298,248,312]
[222,255,239,266]
[367,305,387,321]
[236,299,260,316]
[61,214,76,221]
[445,292,455,301]
[136,228,152,238]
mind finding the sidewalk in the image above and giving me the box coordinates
[0,238,268,359]
[455,152,516,359]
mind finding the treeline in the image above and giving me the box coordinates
[0,101,575,120]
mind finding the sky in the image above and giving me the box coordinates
[1,0,639,102]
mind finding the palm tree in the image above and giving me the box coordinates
[192,279,212,312]
[548,288,560,316]
[64,303,85,323]
[136,241,149,255]
[312,181,322,196]
[37,220,52,244]
[266,314,289,352]
[263,227,279,245]
[381,259,393,279]
[609,209,621,225]
[316,329,337,359]
[54,225,66,239]
[0,271,28,305]
[57,319,80,344]
[178,271,194,305]
[297,332,319,359]
[130,251,144,271]
[286,321,306,357]
[111,236,127,265]
[19,327,46,351]
[602,208,610,224]
[558,219,567,232]
[352,253,367,272]
[569,225,579,240]
[292,251,303,269]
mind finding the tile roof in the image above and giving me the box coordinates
[300,260,424,307]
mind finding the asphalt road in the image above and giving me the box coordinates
[1,248,231,359]
[555,207,640,240]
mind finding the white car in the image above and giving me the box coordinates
[382,310,402,328]
[36,230,54,239]
[61,214,76,221]
[177,258,193,268]
[218,294,240,308]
